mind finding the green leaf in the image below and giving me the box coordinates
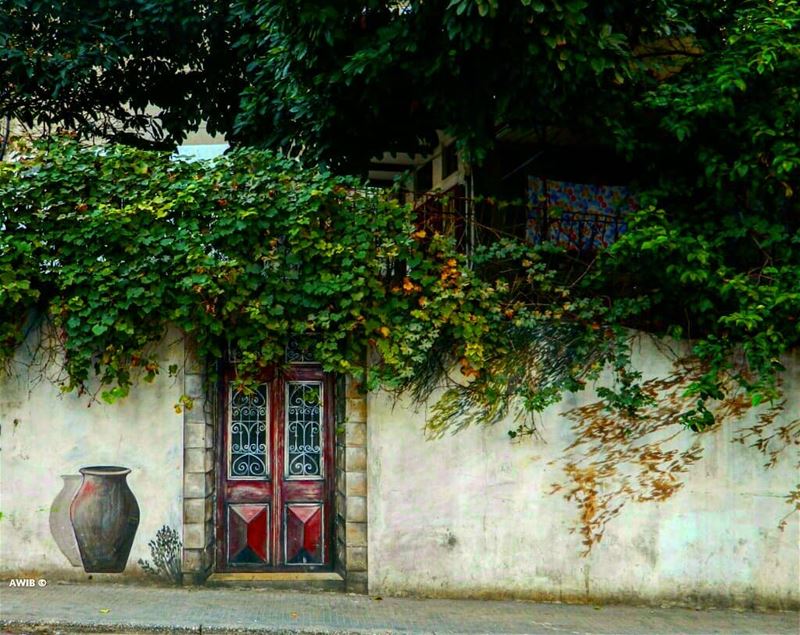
[91,324,108,336]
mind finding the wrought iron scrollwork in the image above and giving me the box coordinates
[229,385,268,479]
[286,337,316,364]
[286,382,322,478]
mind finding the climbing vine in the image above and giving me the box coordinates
[1,136,798,544]
[0,139,615,420]
[0,137,418,401]
[0,137,797,430]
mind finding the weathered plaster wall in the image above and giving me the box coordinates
[367,337,799,608]
[0,327,185,579]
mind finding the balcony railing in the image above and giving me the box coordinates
[411,178,636,257]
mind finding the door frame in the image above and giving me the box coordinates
[179,338,369,592]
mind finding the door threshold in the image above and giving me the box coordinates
[209,572,343,582]
[206,571,345,591]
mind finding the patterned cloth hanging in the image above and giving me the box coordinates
[527,176,638,253]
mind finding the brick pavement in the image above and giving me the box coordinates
[1,583,797,634]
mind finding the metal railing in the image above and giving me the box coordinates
[412,188,628,257]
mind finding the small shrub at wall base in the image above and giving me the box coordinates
[139,525,182,585]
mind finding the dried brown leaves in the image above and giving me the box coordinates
[549,357,798,553]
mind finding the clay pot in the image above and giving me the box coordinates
[70,466,140,573]
[49,474,83,567]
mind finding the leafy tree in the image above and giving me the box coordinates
[588,0,800,426]
[0,1,693,163]
[1,1,798,426]
[0,0,242,149]
[230,0,668,167]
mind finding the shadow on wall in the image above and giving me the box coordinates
[49,474,82,567]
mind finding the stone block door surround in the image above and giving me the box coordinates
[180,338,368,592]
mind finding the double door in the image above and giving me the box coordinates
[216,367,333,571]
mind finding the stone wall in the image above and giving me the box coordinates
[180,339,216,583]
[334,374,369,592]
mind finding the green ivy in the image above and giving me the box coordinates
[0,138,622,420]
[1,137,797,433]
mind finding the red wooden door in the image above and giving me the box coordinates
[216,365,333,571]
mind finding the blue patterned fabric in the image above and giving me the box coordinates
[527,176,637,252]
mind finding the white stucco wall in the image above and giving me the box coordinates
[3,323,797,604]
[0,327,185,579]
[367,337,799,608]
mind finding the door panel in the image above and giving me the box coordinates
[217,366,333,572]
[285,503,324,565]
[227,504,270,565]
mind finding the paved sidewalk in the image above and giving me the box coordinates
[0,583,797,634]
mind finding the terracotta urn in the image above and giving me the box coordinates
[70,466,140,573]
[49,474,83,567]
